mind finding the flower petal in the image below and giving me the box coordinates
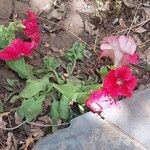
[103,66,138,97]
[0,39,34,60]
[119,35,136,55]
[86,89,117,112]
[23,11,41,48]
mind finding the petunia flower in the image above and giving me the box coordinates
[0,39,34,60]
[86,89,119,112]
[22,11,41,48]
[100,35,139,67]
[104,66,138,97]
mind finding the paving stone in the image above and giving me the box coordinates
[101,87,150,149]
[33,112,145,150]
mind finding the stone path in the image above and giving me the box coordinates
[33,87,150,150]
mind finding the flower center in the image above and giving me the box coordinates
[116,78,124,85]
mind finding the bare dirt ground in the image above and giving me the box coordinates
[0,0,150,149]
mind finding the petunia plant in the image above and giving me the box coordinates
[0,11,40,79]
[0,10,139,125]
[86,35,138,113]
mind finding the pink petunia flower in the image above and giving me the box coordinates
[100,35,139,67]
[86,89,119,112]
[104,66,138,97]
[0,39,34,60]
[22,11,41,48]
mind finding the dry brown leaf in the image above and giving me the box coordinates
[132,34,142,46]
[24,137,34,150]
[122,0,135,8]
[0,117,7,133]
[133,26,147,33]
[29,0,54,14]
[4,132,17,150]
[0,112,10,117]
[119,18,127,28]
[15,112,22,125]
[85,20,98,35]
[38,116,52,124]
[143,7,150,19]
[30,127,44,140]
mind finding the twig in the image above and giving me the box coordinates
[0,121,26,131]
[140,39,150,45]
[26,122,69,127]
[93,30,99,53]
[117,18,150,33]
[127,3,141,36]
[0,121,69,131]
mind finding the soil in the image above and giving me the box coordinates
[0,0,150,149]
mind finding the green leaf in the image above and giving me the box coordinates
[50,100,60,123]
[10,95,20,103]
[75,92,89,104]
[6,58,33,79]
[20,77,49,98]
[6,78,18,87]
[59,96,70,120]
[67,78,83,86]
[52,83,80,99]
[75,84,101,104]
[65,41,86,62]
[82,84,101,92]
[17,95,45,121]
[43,56,61,70]
[99,66,108,79]
[0,21,24,49]
[66,62,74,75]
[0,100,4,112]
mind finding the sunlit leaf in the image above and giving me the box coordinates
[0,21,23,49]
[65,41,86,62]
[52,83,80,99]
[20,77,49,98]
[0,100,4,112]
[6,58,33,79]
[43,56,61,70]
[50,100,60,123]
[59,96,70,120]
[17,95,45,121]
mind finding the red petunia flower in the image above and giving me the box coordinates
[100,35,139,67]
[22,11,41,48]
[104,66,138,97]
[86,89,119,112]
[0,39,34,60]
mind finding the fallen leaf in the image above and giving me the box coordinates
[132,34,142,46]
[30,127,44,140]
[4,132,17,150]
[38,116,52,124]
[119,18,127,28]
[143,7,150,19]
[24,137,34,150]
[85,20,98,35]
[0,117,7,134]
[133,26,147,33]
[0,112,10,117]
[122,0,135,8]
[15,112,22,125]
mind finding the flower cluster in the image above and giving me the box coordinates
[86,35,138,113]
[100,35,138,67]
[0,11,40,60]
